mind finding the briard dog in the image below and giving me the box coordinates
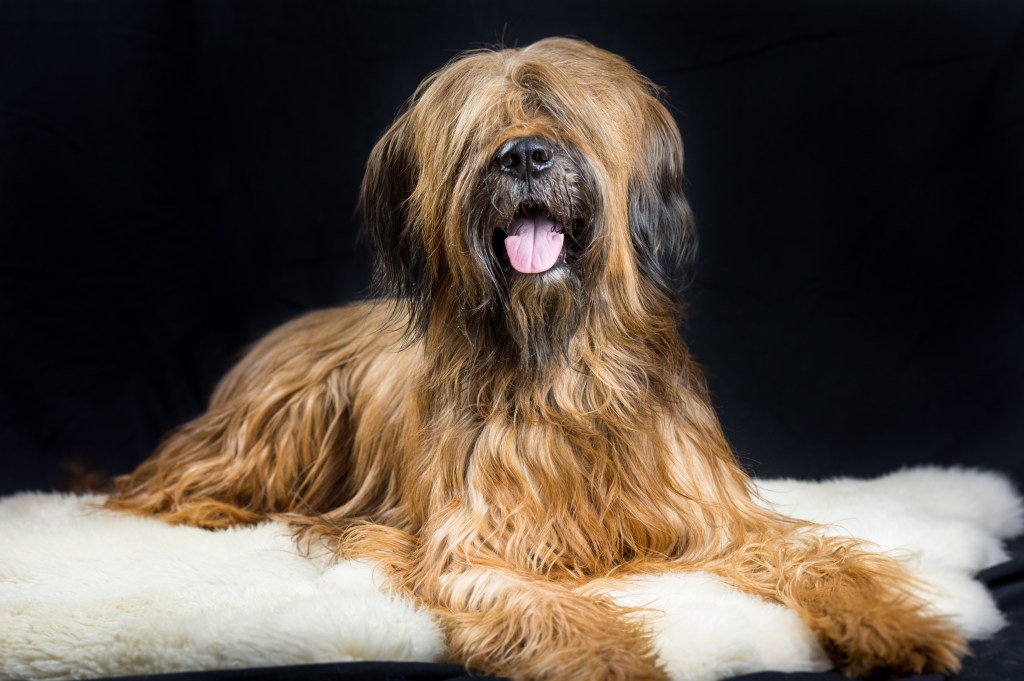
[107,38,965,680]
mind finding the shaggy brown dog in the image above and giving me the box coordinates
[108,38,966,680]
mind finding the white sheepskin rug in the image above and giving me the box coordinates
[1,467,1021,681]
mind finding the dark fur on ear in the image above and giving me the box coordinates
[628,100,697,298]
[359,112,429,329]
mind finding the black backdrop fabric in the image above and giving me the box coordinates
[1,0,1022,493]
[1,1,1022,680]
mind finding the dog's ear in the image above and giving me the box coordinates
[628,101,697,297]
[359,112,429,325]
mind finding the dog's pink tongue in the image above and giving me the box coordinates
[505,214,564,274]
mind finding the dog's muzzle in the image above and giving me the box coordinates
[496,137,568,274]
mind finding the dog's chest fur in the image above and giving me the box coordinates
[335,307,733,575]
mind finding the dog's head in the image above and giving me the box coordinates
[361,38,695,366]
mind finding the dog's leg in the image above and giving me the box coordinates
[296,517,664,680]
[710,530,966,678]
[420,564,666,681]
[664,408,967,678]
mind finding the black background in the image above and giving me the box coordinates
[1,3,1023,681]
[0,1,1021,499]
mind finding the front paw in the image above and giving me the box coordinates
[821,609,966,679]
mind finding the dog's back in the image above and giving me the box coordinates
[107,301,419,527]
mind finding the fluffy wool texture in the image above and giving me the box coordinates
[1,466,1020,681]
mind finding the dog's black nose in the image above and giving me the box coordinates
[497,137,554,181]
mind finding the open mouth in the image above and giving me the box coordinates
[500,203,566,274]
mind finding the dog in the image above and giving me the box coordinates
[107,38,966,680]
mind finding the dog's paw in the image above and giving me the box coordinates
[821,609,966,679]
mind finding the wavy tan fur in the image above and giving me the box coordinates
[107,38,966,680]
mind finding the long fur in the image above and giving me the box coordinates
[107,38,966,680]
